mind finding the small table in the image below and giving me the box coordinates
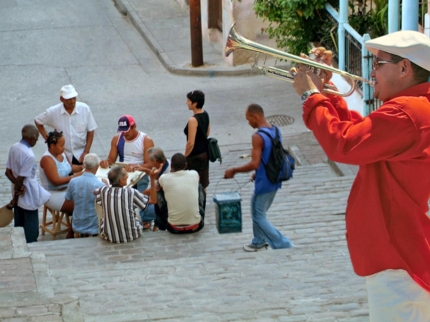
[95,167,146,187]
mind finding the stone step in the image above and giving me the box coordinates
[0,227,28,259]
[28,231,366,321]
[31,174,353,257]
[26,168,366,321]
[0,227,84,321]
[0,292,83,322]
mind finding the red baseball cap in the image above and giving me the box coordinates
[117,115,136,132]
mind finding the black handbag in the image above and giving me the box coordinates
[207,137,222,164]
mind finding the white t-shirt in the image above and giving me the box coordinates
[35,102,98,161]
[117,131,147,164]
[6,141,51,210]
[159,170,201,226]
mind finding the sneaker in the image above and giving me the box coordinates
[243,243,269,252]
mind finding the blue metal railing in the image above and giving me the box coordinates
[325,3,374,115]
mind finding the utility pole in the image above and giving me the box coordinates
[189,0,203,67]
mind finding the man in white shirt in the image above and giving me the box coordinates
[155,153,204,234]
[5,125,51,243]
[34,84,98,165]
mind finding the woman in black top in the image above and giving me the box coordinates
[184,90,210,189]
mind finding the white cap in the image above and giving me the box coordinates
[60,85,78,99]
[365,30,430,71]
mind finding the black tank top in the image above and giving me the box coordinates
[184,110,210,156]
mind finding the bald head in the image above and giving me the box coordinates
[247,103,264,116]
[21,124,39,147]
[22,124,38,139]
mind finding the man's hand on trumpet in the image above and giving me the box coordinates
[290,65,325,96]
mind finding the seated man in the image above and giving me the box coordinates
[65,153,107,238]
[141,147,171,192]
[99,115,154,191]
[95,165,158,243]
[155,153,204,234]
[139,147,171,227]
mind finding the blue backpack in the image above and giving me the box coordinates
[258,127,295,183]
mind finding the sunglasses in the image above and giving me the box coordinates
[372,57,403,70]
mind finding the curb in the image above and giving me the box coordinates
[112,0,261,77]
[327,159,356,177]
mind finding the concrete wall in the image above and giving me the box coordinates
[175,0,278,66]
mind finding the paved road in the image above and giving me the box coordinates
[0,0,306,162]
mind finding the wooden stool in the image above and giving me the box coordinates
[40,205,70,239]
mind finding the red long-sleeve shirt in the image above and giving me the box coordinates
[303,83,430,292]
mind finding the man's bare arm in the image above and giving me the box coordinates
[100,135,119,168]
[34,120,48,141]
[224,134,263,178]
[79,130,95,163]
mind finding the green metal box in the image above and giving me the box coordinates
[213,192,242,234]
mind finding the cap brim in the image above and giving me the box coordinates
[62,91,78,99]
[117,127,131,133]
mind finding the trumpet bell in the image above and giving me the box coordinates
[225,24,372,97]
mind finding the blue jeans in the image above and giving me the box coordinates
[140,204,156,222]
[14,206,39,243]
[136,175,149,192]
[250,190,293,249]
[137,176,153,222]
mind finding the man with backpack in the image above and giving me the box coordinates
[224,104,295,251]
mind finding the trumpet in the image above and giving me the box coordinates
[225,24,372,97]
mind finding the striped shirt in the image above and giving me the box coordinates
[95,185,148,243]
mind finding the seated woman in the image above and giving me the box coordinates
[39,130,83,213]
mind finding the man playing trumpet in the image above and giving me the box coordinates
[292,31,430,320]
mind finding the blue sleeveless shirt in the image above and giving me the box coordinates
[254,126,282,195]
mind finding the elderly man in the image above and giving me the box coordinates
[155,153,204,234]
[99,115,154,192]
[95,165,158,243]
[5,125,50,243]
[34,84,98,165]
[292,31,430,320]
[139,147,171,228]
[65,153,107,238]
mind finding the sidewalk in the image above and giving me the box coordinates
[113,0,259,77]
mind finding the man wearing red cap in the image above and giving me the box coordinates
[292,31,430,320]
[100,115,154,193]
[34,84,97,165]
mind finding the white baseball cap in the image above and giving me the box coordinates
[60,85,78,99]
[365,30,430,71]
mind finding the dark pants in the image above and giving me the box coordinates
[186,152,209,189]
[14,206,39,243]
[72,156,82,165]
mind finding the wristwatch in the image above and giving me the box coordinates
[300,89,320,103]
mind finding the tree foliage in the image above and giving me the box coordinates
[252,0,338,55]
[248,0,392,56]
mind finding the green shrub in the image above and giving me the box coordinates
[236,0,391,56]
[251,0,339,55]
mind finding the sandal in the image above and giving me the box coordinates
[143,222,151,230]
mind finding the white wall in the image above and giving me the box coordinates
[331,73,364,115]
